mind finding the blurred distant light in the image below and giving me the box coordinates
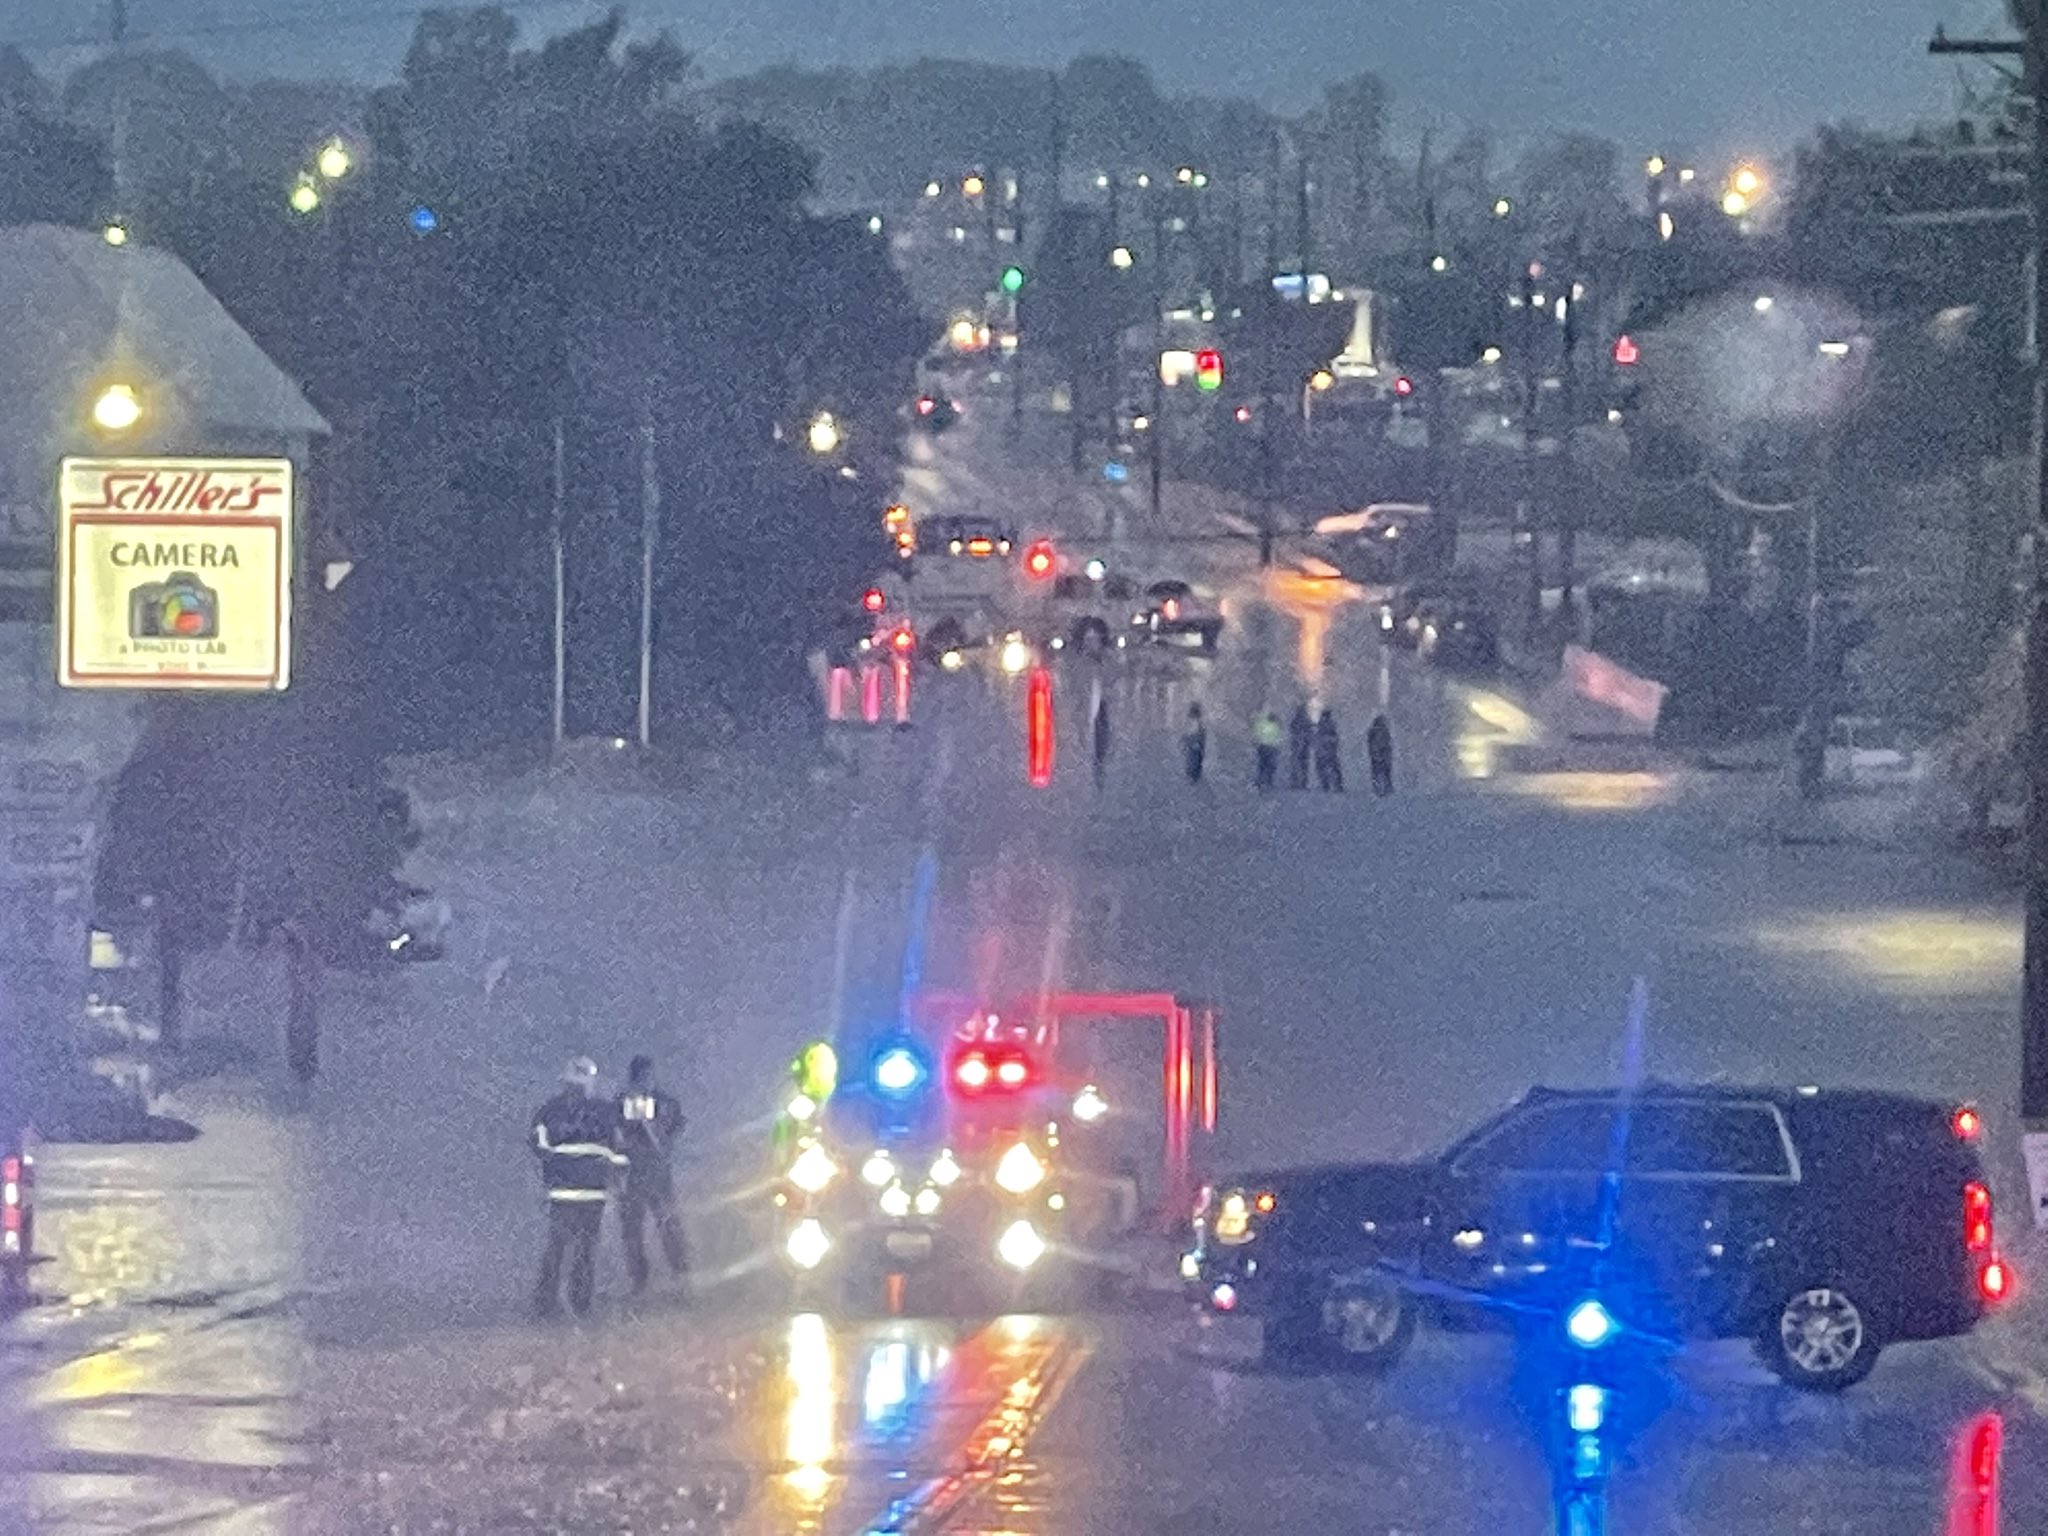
[1131,414,1150,431]
[1135,173,1150,188]
[1568,1383,1608,1433]
[1176,165,1194,184]
[1817,339,1852,357]
[289,178,322,214]
[1233,404,1253,423]
[923,180,941,198]
[1192,172,1209,188]
[1554,296,1568,321]
[1732,164,1763,198]
[963,173,985,197]
[867,214,883,234]
[1309,368,1334,391]
[1722,190,1749,218]
[1109,245,1134,270]
[1657,210,1674,242]
[1103,460,1128,484]
[1480,345,1502,364]
[948,318,978,349]
[1753,294,1774,314]
[807,412,841,455]
[1566,1297,1617,1349]
[1429,253,1448,272]
[316,138,353,180]
[1677,167,1696,183]
[1094,172,1110,189]
[91,383,143,432]
[1611,334,1639,365]
[1606,407,1624,424]
[409,204,439,234]
[101,221,128,246]
[1492,197,1511,217]
[1645,154,1666,177]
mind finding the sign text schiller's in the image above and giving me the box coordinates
[57,457,294,692]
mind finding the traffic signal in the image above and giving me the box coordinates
[861,586,887,614]
[1000,264,1026,295]
[1612,334,1640,366]
[1195,348,1223,391]
[1024,539,1056,579]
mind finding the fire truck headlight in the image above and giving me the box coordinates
[929,1151,962,1186]
[995,1142,1046,1195]
[788,1143,837,1194]
[1072,1085,1109,1123]
[861,1151,897,1188]
[997,1219,1048,1270]
[786,1218,831,1270]
[879,1183,912,1218]
[914,1186,942,1216]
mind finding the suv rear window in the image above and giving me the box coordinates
[1454,1103,1620,1175]
[1623,1103,1794,1179]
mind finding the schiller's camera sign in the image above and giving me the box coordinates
[57,457,293,691]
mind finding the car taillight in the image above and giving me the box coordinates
[1953,1105,1982,1140]
[1981,1258,2011,1302]
[1965,1181,1993,1253]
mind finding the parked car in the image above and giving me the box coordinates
[1186,1085,2007,1390]
[1138,579,1224,652]
[1416,597,1499,669]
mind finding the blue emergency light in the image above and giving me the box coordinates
[1565,1297,1617,1349]
[872,1044,929,1097]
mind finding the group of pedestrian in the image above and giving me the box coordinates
[1180,702,1392,794]
[530,1054,690,1319]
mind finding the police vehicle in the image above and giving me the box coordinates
[1187,1085,2007,1390]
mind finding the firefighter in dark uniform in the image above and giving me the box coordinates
[615,1054,690,1294]
[531,1056,628,1318]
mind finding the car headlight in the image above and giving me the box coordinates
[914,1186,942,1216]
[788,1142,837,1194]
[1071,1085,1108,1123]
[997,1219,1047,1270]
[786,1218,831,1270]
[929,1150,962,1187]
[861,1151,896,1187]
[940,648,965,671]
[879,1183,912,1218]
[995,1141,1046,1194]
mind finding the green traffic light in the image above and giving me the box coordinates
[1000,265,1026,295]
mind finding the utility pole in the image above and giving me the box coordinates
[1295,154,1312,277]
[551,416,567,752]
[1931,21,2048,1132]
[1048,72,1064,207]
[1518,259,1543,636]
[1266,131,1281,277]
[636,398,659,749]
[1150,187,1166,526]
[1558,268,1580,611]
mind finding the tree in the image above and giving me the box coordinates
[1513,131,1627,250]
[0,50,110,228]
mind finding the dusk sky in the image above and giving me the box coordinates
[0,0,2017,159]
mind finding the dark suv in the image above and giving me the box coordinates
[1186,1086,2007,1391]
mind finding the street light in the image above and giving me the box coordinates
[1731,164,1763,198]
[963,174,985,197]
[1430,254,1449,272]
[91,383,143,432]
[806,412,841,455]
[1109,245,1134,270]
[316,138,353,180]
[1645,154,1667,177]
[1493,197,1512,217]
[100,222,128,246]
[1752,294,1774,314]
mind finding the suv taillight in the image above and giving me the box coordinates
[1965,1179,2010,1304]
[1965,1181,1993,1253]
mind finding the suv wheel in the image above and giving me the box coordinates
[1267,1274,1416,1373]
[1759,1285,1881,1391]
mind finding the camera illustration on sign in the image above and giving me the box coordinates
[58,458,293,691]
[129,572,221,640]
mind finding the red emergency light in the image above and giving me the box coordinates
[1024,540,1055,579]
[951,1046,1035,1094]
[1026,667,1054,787]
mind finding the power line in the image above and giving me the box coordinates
[0,0,600,55]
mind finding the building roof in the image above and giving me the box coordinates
[0,221,329,458]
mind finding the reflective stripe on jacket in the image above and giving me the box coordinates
[532,1088,627,1198]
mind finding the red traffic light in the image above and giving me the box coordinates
[1024,539,1056,579]
[1195,348,1224,391]
[861,586,887,614]
[1392,375,1414,397]
[1612,334,1640,366]
[890,625,916,653]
